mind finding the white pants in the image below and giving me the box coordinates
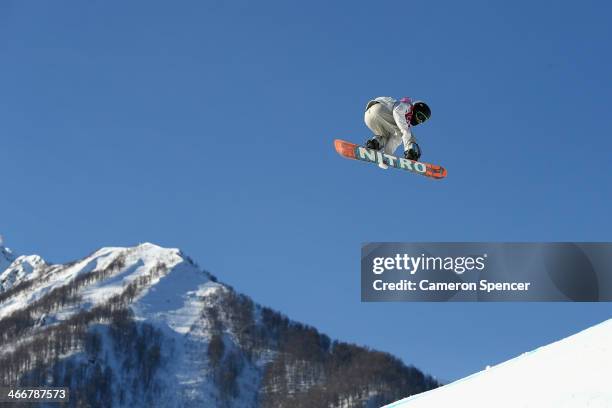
[364,103,416,155]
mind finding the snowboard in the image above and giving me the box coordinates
[334,139,447,179]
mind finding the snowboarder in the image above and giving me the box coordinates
[364,96,431,161]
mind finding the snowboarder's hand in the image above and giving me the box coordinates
[404,143,422,161]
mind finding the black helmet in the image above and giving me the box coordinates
[410,101,431,126]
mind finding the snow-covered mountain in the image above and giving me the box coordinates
[0,242,438,407]
[385,318,612,408]
[0,251,48,293]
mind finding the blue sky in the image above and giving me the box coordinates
[2,0,612,381]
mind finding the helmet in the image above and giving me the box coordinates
[410,101,431,126]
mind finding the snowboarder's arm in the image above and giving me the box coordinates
[393,101,415,147]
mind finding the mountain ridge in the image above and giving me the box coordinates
[0,242,439,407]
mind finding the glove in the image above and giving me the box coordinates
[404,143,422,161]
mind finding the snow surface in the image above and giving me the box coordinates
[384,319,612,408]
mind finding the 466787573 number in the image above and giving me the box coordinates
[0,387,69,402]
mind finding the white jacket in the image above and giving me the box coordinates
[366,96,415,153]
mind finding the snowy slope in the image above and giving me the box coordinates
[0,244,168,319]
[0,243,215,333]
[385,319,612,408]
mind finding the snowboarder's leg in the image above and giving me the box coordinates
[384,133,403,155]
[364,103,396,151]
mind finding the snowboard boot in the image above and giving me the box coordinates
[366,137,383,151]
